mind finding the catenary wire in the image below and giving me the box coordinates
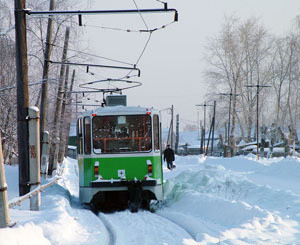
[132,0,149,31]
[82,20,175,33]
[50,43,134,66]
[48,1,175,93]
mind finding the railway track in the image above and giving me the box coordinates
[72,159,198,244]
[95,209,197,244]
[98,213,116,245]
[152,211,198,241]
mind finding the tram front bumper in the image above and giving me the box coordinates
[80,179,163,203]
[89,179,157,188]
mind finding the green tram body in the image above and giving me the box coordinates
[77,105,163,210]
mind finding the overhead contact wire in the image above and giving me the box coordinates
[50,43,134,66]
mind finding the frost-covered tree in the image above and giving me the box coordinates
[204,16,272,144]
[0,0,85,164]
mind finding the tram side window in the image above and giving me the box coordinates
[84,117,91,154]
[153,114,160,151]
[77,118,83,154]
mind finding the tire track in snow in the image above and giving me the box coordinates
[98,212,116,245]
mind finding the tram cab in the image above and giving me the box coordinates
[77,95,163,212]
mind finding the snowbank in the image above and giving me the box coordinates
[1,155,300,244]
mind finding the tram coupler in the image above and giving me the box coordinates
[128,181,143,213]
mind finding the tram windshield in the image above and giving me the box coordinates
[92,115,152,154]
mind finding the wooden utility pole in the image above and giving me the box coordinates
[39,0,55,143]
[205,101,217,156]
[171,105,174,148]
[196,103,213,154]
[211,101,216,155]
[220,92,239,157]
[200,125,204,154]
[48,26,70,175]
[220,92,239,143]
[175,114,179,154]
[247,84,270,160]
[63,69,76,157]
[14,0,30,195]
[57,65,70,163]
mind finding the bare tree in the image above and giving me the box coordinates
[0,15,18,164]
[204,16,272,145]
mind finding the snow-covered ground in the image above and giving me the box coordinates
[2,155,300,244]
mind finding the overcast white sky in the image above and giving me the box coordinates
[78,0,300,129]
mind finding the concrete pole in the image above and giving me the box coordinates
[28,106,41,211]
[40,131,49,178]
[0,134,10,228]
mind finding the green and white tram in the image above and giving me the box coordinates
[77,95,163,212]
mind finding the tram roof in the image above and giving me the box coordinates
[81,105,159,117]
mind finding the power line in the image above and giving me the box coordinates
[180,118,198,125]
[132,0,149,30]
[82,20,175,33]
[50,43,134,66]
[154,0,167,4]
[51,34,151,80]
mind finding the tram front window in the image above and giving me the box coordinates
[92,115,152,153]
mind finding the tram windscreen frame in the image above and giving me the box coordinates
[92,114,152,154]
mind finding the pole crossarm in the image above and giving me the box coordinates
[23,8,178,17]
[71,103,101,107]
[62,90,119,94]
[246,85,271,88]
[47,60,141,77]
[219,93,240,97]
[246,84,271,92]
[195,104,213,107]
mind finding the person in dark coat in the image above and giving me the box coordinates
[163,144,175,170]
